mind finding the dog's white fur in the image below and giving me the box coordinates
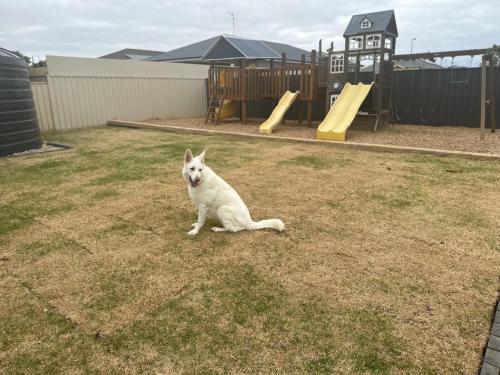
[182,149,285,235]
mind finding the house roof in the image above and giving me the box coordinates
[344,10,398,37]
[100,48,165,60]
[360,58,443,72]
[263,41,311,62]
[147,35,310,62]
[147,36,219,62]
[394,58,442,70]
[202,35,280,61]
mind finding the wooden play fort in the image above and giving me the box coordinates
[206,51,318,126]
[206,10,496,141]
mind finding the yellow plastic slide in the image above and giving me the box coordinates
[317,82,373,141]
[259,91,300,134]
[217,100,239,120]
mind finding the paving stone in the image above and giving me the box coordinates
[493,323,500,337]
[484,349,500,367]
[481,362,500,375]
[489,336,500,352]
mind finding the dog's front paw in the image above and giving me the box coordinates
[191,223,197,228]
[187,228,199,236]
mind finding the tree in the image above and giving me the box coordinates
[32,59,47,68]
[6,50,46,67]
[487,44,500,66]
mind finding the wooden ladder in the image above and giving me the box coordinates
[205,95,224,125]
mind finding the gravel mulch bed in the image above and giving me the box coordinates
[2,142,71,158]
[146,117,500,155]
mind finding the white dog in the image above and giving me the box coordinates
[182,149,285,235]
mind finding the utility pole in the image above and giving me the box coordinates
[410,37,416,53]
[227,12,235,35]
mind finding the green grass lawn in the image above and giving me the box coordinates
[1,126,499,374]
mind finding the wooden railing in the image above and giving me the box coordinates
[208,52,318,102]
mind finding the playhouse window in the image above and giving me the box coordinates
[330,54,344,73]
[361,18,371,29]
[360,55,377,73]
[349,37,363,50]
[366,35,381,49]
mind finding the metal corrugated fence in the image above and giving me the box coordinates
[46,76,207,130]
[30,56,209,132]
[391,67,494,127]
[31,82,55,132]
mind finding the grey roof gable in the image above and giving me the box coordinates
[147,36,219,62]
[344,10,398,37]
[202,36,280,61]
[201,36,245,61]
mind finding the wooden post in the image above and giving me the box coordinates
[480,56,487,140]
[208,64,213,99]
[300,53,306,97]
[488,57,496,132]
[307,49,316,127]
[299,53,306,124]
[318,39,322,85]
[281,52,286,94]
[281,53,287,125]
[344,38,349,87]
[240,59,247,124]
[355,55,360,84]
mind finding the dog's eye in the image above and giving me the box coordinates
[190,167,195,171]
[199,169,202,172]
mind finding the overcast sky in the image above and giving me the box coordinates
[1,0,499,66]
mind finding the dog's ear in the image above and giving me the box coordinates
[199,149,206,164]
[184,149,193,163]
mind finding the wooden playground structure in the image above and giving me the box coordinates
[206,51,318,126]
[205,10,496,141]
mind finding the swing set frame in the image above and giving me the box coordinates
[394,48,496,139]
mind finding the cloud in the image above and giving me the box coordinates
[0,0,498,60]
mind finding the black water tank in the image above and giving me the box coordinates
[0,48,42,156]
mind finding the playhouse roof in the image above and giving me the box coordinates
[344,10,398,37]
[147,35,310,63]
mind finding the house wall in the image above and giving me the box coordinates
[31,56,209,132]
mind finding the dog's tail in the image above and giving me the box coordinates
[249,218,285,232]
